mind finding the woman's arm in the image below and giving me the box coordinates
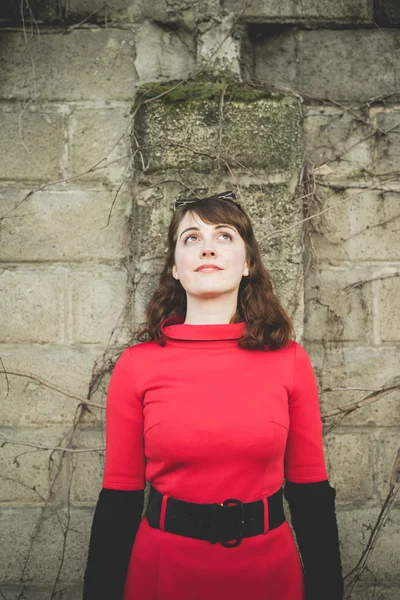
[83,347,146,599]
[83,488,144,600]
[284,343,344,600]
[284,479,344,600]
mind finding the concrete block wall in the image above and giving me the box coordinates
[0,0,399,598]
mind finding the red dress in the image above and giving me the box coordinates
[102,315,329,600]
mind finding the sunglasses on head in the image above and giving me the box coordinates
[173,191,243,212]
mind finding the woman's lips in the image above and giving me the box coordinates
[197,267,222,272]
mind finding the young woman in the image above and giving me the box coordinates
[83,192,344,600]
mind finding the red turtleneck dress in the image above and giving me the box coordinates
[102,315,331,600]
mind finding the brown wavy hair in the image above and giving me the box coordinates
[134,193,296,350]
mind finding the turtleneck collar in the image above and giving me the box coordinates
[160,314,246,345]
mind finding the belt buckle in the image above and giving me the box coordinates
[213,498,245,548]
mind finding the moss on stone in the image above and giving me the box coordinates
[134,80,290,110]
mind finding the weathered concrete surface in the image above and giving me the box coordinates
[224,0,373,23]
[69,269,130,344]
[134,21,195,81]
[0,269,65,343]
[324,432,374,505]
[307,187,400,263]
[0,188,131,262]
[253,29,400,101]
[0,426,69,505]
[304,266,374,344]
[0,30,137,101]
[0,105,64,182]
[0,507,94,583]
[307,343,400,427]
[135,82,302,174]
[337,508,400,582]
[2,0,373,26]
[0,344,102,426]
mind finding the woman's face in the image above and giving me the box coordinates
[172,211,249,299]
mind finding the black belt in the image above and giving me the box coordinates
[145,485,285,548]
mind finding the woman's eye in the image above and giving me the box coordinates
[184,232,233,244]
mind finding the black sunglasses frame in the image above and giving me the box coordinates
[173,191,243,212]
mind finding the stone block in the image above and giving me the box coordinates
[197,15,241,76]
[70,429,105,506]
[324,432,374,505]
[224,0,372,23]
[253,29,398,102]
[0,587,71,600]
[308,187,400,263]
[134,21,195,82]
[0,506,95,583]
[299,30,398,102]
[0,344,101,426]
[380,275,400,342]
[338,508,400,583]
[0,187,130,262]
[304,106,372,178]
[0,269,64,343]
[375,432,400,506]
[347,586,400,600]
[370,107,400,178]
[69,269,129,344]
[0,426,68,505]
[0,30,136,101]
[306,344,400,427]
[135,83,302,175]
[68,108,133,185]
[304,266,374,344]
[246,27,298,90]
[0,105,63,181]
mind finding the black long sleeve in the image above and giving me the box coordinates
[83,488,145,600]
[284,479,344,600]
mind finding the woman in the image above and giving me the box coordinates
[83,191,344,600]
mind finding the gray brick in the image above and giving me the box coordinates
[348,586,400,600]
[0,344,101,426]
[0,30,136,101]
[305,106,400,180]
[375,432,400,506]
[304,266,374,343]
[306,344,400,427]
[69,270,129,344]
[134,21,195,82]
[338,508,400,583]
[324,432,374,505]
[253,29,399,102]
[370,108,400,178]
[0,269,64,343]
[224,0,372,23]
[308,187,400,263]
[380,275,400,342]
[0,587,71,600]
[304,106,372,178]
[70,430,104,506]
[136,83,302,175]
[0,507,94,583]
[0,187,130,262]
[0,426,68,505]
[0,105,63,182]
[68,108,133,185]
[299,30,398,102]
